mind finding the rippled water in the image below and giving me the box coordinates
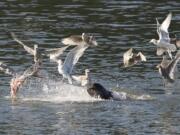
[0,0,180,134]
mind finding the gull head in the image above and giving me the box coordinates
[149,39,157,45]
[82,33,98,46]
[34,44,38,50]
[89,36,98,46]
[34,44,38,48]
[85,69,90,74]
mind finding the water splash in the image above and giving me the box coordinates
[17,78,99,103]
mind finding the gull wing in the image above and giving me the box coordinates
[161,12,172,33]
[0,62,16,76]
[45,46,69,61]
[156,18,160,35]
[159,13,172,43]
[123,48,133,66]
[62,45,88,74]
[137,52,147,61]
[11,32,35,55]
[168,50,180,80]
[72,75,82,83]
[61,35,83,46]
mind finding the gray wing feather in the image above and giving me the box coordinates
[61,35,82,46]
[63,45,88,74]
[156,18,160,35]
[123,48,133,65]
[168,50,180,80]
[159,13,172,43]
[11,32,35,55]
[45,46,69,61]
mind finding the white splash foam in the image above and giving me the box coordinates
[18,78,100,103]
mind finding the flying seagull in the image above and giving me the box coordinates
[123,48,146,67]
[156,50,180,85]
[0,46,41,99]
[48,44,90,84]
[149,13,177,59]
[10,32,42,63]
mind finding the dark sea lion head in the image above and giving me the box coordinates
[87,83,113,99]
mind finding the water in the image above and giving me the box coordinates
[0,0,180,134]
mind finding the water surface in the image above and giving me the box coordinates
[0,0,180,134]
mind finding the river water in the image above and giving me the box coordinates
[0,0,180,135]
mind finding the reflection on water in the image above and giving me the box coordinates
[0,0,180,134]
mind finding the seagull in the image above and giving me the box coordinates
[72,69,90,86]
[0,51,41,99]
[49,44,90,84]
[149,13,177,59]
[61,33,98,46]
[123,48,146,67]
[10,32,42,63]
[156,50,180,85]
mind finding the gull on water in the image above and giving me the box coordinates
[149,12,177,59]
[0,45,41,99]
[61,33,98,46]
[156,50,180,85]
[49,44,90,84]
[123,48,146,67]
[72,69,90,86]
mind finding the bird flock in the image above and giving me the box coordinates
[0,12,180,100]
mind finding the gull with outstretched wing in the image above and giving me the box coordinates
[49,44,89,84]
[150,13,176,59]
[10,32,42,63]
[123,48,146,67]
[0,61,40,99]
[156,50,180,85]
[0,45,41,99]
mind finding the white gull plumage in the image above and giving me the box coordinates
[62,33,98,46]
[150,13,176,59]
[49,44,90,84]
[156,50,180,84]
[72,69,90,86]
